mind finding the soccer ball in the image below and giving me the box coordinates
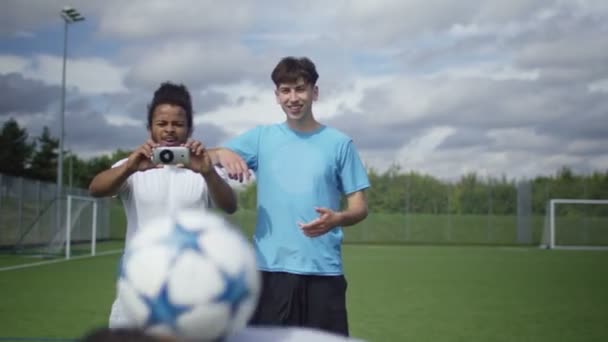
[117,209,260,341]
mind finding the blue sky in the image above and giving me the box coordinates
[1,0,607,180]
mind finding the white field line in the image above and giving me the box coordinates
[0,249,123,272]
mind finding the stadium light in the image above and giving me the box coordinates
[60,7,85,23]
[56,6,84,238]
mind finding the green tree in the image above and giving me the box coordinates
[0,118,35,176]
[29,127,58,182]
[84,154,114,186]
[404,172,449,214]
[110,149,132,162]
[64,152,90,189]
[365,167,387,212]
[453,172,489,214]
[489,176,517,215]
[76,149,131,189]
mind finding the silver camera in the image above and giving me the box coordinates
[151,146,190,165]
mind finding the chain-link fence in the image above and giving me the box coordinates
[0,173,110,253]
[7,172,601,249]
[341,178,608,246]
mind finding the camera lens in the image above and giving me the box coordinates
[159,149,174,163]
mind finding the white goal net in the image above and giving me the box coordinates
[541,199,608,250]
[46,195,99,259]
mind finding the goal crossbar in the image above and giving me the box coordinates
[547,198,608,250]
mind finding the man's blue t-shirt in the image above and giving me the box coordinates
[223,123,370,275]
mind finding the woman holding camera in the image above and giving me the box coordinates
[88,81,237,328]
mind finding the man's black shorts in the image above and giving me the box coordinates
[248,271,349,336]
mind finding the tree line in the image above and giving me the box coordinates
[236,163,608,216]
[0,118,130,190]
[2,118,607,215]
[362,165,608,215]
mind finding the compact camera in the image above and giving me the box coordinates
[152,146,190,165]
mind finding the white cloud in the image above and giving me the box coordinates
[566,139,606,155]
[27,55,127,94]
[357,76,438,124]
[124,40,269,90]
[0,54,127,94]
[396,126,455,165]
[96,0,255,38]
[487,128,554,152]
[195,82,276,137]
[334,0,551,47]
[315,76,390,120]
[427,63,539,81]
[2,0,608,180]
[0,0,64,36]
[105,114,142,127]
[0,1,114,37]
[588,79,608,93]
[195,74,390,140]
[0,55,29,73]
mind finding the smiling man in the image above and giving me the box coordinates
[209,56,370,336]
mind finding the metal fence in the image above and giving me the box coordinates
[226,178,608,246]
[342,179,608,245]
[5,171,603,249]
[0,173,110,251]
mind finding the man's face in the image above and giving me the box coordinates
[275,78,318,121]
[149,104,191,146]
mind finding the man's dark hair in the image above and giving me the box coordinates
[271,56,319,87]
[147,82,193,129]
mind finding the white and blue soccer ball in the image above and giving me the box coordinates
[117,209,260,341]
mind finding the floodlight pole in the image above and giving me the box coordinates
[56,7,84,237]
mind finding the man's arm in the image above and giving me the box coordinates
[202,168,237,214]
[298,190,368,238]
[89,162,133,198]
[206,147,251,182]
[336,190,369,227]
[206,147,223,165]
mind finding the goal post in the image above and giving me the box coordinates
[8,186,109,258]
[65,195,98,259]
[542,198,608,250]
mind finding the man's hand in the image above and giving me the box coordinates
[126,139,160,173]
[298,207,341,238]
[298,191,368,238]
[212,148,250,182]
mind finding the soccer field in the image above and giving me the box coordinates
[1,244,607,341]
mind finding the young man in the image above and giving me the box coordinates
[210,57,370,336]
[88,82,237,328]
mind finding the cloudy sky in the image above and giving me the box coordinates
[1,0,607,180]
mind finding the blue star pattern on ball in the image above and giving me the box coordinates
[214,268,250,316]
[161,222,203,253]
[143,282,192,329]
[120,222,203,279]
